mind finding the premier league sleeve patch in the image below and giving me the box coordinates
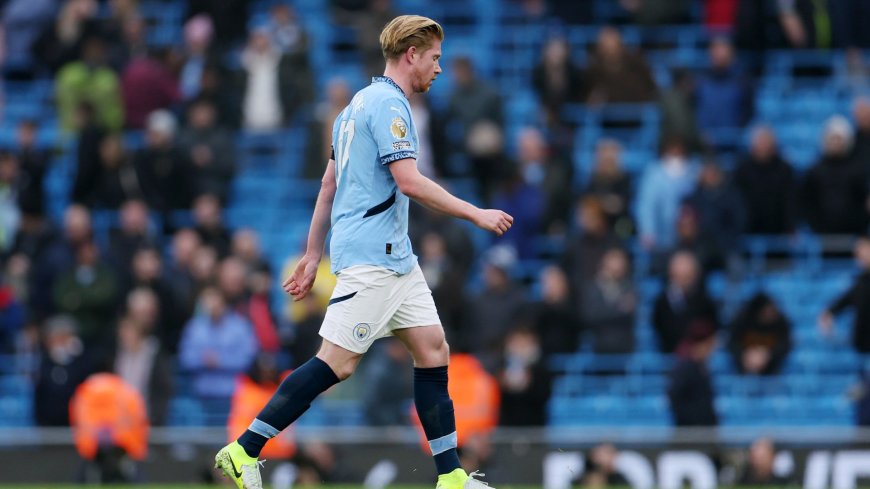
[390,117,408,139]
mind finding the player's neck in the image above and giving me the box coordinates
[382,67,411,98]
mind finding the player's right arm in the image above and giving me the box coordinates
[284,159,337,301]
[389,158,513,236]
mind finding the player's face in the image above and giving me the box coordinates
[412,40,442,93]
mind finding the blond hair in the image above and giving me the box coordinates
[379,15,444,61]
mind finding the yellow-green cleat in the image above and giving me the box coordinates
[214,441,264,489]
[436,468,493,489]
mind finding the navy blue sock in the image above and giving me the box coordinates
[237,357,340,458]
[414,366,461,475]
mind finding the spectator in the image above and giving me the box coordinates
[409,93,447,178]
[34,315,94,426]
[464,245,526,368]
[56,35,123,132]
[583,139,633,237]
[178,287,257,398]
[75,102,106,179]
[31,205,93,317]
[705,0,739,30]
[70,371,149,484]
[417,231,467,342]
[361,339,413,426]
[0,153,22,253]
[189,245,219,291]
[134,110,190,212]
[124,287,159,340]
[177,14,214,101]
[636,137,699,253]
[562,196,624,300]
[185,0,249,49]
[0,282,26,353]
[52,239,118,350]
[411,206,475,276]
[113,315,173,425]
[446,56,504,133]
[129,249,185,353]
[580,443,630,488]
[729,293,791,375]
[32,0,99,74]
[231,229,268,273]
[491,163,544,259]
[653,251,719,353]
[534,265,582,356]
[73,134,142,209]
[516,127,574,234]
[217,256,249,314]
[695,38,752,134]
[246,263,280,354]
[266,4,308,56]
[581,248,637,354]
[819,236,870,353]
[355,0,397,77]
[776,0,869,49]
[165,228,200,320]
[178,99,236,202]
[306,78,352,178]
[851,96,870,170]
[467,121,510,204]
[14,120,50,218]
[667,320,719,426]
[670,205,722,274]
[801,115,869,234]
[241,29,284,131]
[108,200,157,280]
[190,63,241,130]
[684,161,745,267]
[112,13,148,69]
[121,49,181,129]
[497,327,551,426]
[735,126,797,234]
[659,69,702,152]
[620,0,691,25]
[584,27,657,104]
[193,194,231,257]
[2,0,55,77]
[531,37,583,127]
[737,438,793,486]
[227,353,296,459]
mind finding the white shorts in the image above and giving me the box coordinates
[319,263,441,353]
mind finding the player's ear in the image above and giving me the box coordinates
[406,45,417,63]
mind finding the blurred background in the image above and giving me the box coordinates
[3,0,870,487]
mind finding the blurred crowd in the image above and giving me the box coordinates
[5,1,870,481]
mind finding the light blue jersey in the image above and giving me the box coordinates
[329,76,419,275]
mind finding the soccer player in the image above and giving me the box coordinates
[214,15,513,489]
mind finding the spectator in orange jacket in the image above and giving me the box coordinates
[69,370,149,483]
[227,354,296,460]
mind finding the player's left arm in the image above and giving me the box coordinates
[284,159,337,300]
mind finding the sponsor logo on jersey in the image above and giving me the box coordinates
[392,140,412,150]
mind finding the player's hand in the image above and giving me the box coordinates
[283,253,320,301]
[473,209,513,236]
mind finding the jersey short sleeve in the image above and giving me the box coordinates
[372,97,417,165]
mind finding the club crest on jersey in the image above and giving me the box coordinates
[390,117,407,139]
[353,323,371,341]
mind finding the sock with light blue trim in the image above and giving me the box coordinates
[237,357,340,458]
[415,366,461,475]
